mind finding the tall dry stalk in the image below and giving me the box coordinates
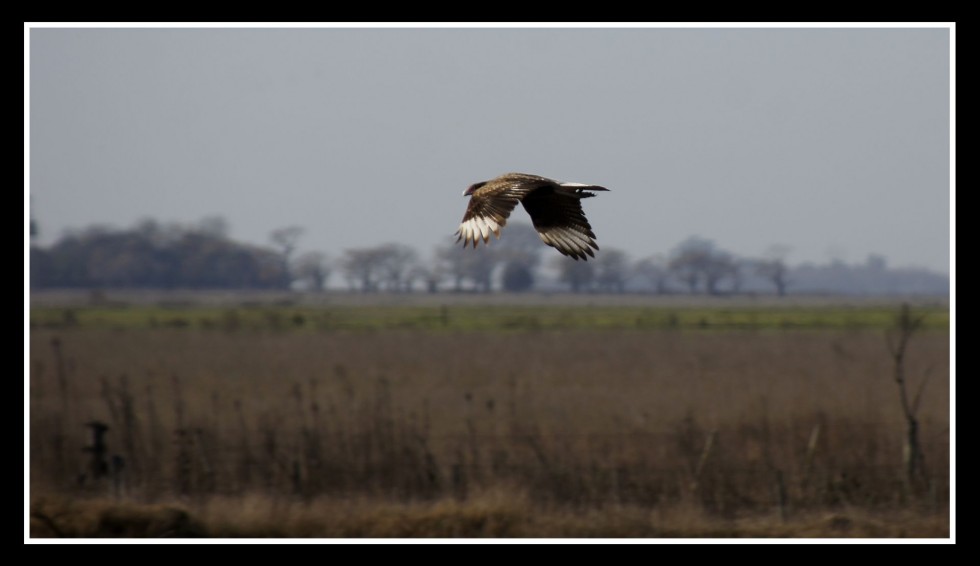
[885,303,930,491]
[689,429,717,494]
[49,337,70,485]
[800,423,821,490]
[171,375,192,496]
[143,380,165,497]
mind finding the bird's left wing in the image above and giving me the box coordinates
[520,186,603,260]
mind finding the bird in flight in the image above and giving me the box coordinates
[455,172,609,260]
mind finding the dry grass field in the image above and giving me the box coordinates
[27,294,951,538]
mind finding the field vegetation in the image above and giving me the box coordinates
[27,296,950,538]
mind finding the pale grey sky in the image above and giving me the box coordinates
[28,26,951,273]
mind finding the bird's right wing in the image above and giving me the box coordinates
[455,185,530,248]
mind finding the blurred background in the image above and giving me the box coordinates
[28,27,950,296]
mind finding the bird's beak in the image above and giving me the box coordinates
[463,181,485,196]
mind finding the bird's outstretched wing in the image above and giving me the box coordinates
[456,181,534,247]
[521,185,604,261]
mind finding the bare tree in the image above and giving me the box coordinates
[464,252,496,293]
[635,255,670,294]
[755,259,789,296]
[669,237,712,294]
[491,223,543,292]
[269,226,305,283]
[339,244,421,293]
[667,237,742,295]
[270,226,304,259]
[594,248,629,293]
[408,263,440,293]
[435,239,498,293]
[756,244,792,296]
[341,247,384,292]
[670,258,701,294]
[702,249,735,295]
[435,243,469,292]
[553,255,595,293]
[376,243,419,292]
[493,223,544,267]
[294,252,331,292]
[669,236,710,293]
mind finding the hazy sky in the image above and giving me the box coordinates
[28,26,951,273]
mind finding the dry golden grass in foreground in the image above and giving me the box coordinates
[30,493,949,538]
[28,308,950,538]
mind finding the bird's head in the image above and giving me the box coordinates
[463,181,486,196]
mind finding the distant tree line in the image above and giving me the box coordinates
[28,217,949,295]
[30,219,289,290]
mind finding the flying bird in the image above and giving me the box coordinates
[455,172,609,261]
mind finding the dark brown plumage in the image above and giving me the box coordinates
[455,172,609,260]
